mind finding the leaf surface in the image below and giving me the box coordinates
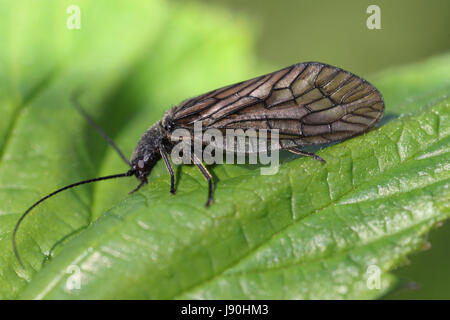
[0,0,448,300]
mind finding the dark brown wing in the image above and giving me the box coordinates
[170,62,384,145]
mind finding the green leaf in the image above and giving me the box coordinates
[0,0,449,299]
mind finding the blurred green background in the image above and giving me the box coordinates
[197,0,450,299]
[201,0,450,75]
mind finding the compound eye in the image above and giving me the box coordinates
[164,119,173,131]
[137,160,145,171]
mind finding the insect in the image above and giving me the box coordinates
[12,62,384,267]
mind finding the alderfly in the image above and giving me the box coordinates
[12,62,384,267]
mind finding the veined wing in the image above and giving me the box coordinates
[171,62,384,144]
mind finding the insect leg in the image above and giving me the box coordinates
[287,147,326,163]
[129,178,147,194]
[159,143,175,194]
[190,152,214,207]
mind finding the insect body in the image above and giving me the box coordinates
[131,62,384,203]
[13,62,384,267]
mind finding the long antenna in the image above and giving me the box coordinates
[12,170,135,268]
[71,92,131,166]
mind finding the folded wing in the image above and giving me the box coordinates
[171,62,384,145]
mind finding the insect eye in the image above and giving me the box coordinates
[164,119,173,131]
[138,160,145,170]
